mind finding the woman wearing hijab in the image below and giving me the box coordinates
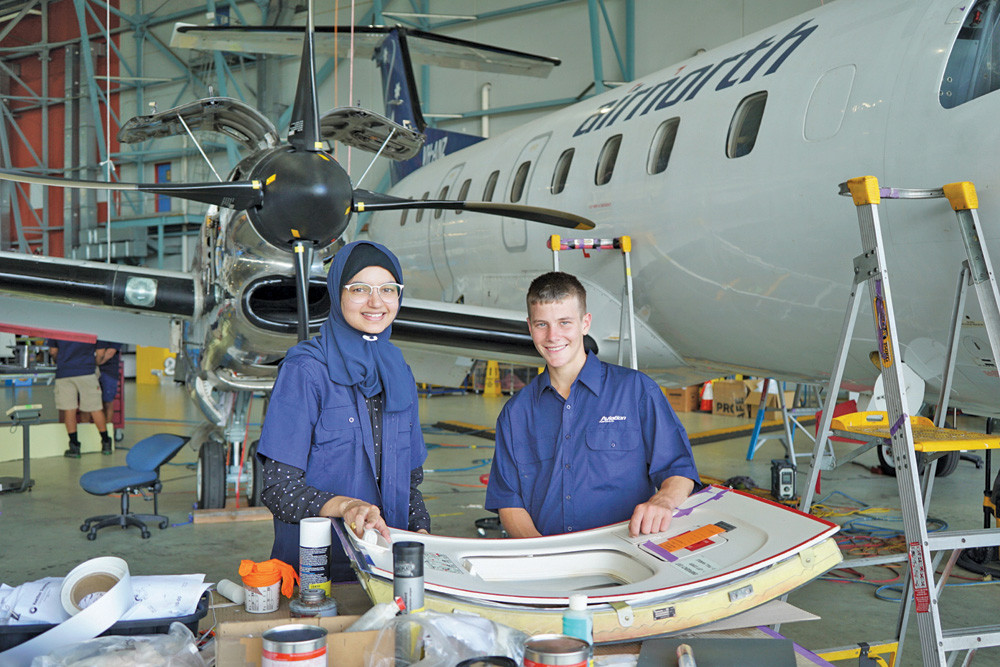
[257,240,430,581]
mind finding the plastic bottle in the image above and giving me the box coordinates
[343,596,405,632]
[562,594,593,645]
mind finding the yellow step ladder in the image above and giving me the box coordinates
[800,176,1000,665]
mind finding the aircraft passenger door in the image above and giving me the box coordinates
[428,164,464,299]
[503,133,551,252]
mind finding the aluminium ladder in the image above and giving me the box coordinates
[799,176,1000,666]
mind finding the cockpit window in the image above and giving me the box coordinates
[941,0,1000,108]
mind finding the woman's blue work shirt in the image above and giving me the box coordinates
[258,355,427,579]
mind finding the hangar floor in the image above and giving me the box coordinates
[2,377,999,665]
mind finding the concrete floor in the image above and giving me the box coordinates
[2,377,999,665]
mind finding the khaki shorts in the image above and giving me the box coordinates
[54,373,103,413]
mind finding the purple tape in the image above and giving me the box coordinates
[673,487,727,518]
[755,626,837,666]
[890,413,906,436]
[642,540,678,562]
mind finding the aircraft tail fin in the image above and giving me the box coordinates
[373,27,558,184]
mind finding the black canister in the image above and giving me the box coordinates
[392,541,424,613]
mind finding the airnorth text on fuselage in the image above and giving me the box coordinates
[573,20,817,137]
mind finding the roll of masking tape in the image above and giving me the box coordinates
[0,557,133,667]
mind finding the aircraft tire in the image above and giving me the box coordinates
[934,451,961,477]
[197,441,226,509]
[245,440,264,507]
[876,444,929,477]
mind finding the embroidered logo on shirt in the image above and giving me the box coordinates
[599,415,627,423]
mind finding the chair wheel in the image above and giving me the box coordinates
[80,524,89,532]
[141,530,151,539]
[115,430,124,442]
[86,532,97,541]
[159,520,168,529]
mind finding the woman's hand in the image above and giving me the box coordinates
[334,497,391,541]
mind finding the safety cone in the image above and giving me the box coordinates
[700,381,713,412]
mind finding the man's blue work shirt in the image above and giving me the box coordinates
[46,339,97,379]
[485,352,699,535]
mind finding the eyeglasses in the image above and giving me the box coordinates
[343,282,404,303]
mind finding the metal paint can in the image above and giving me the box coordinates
[522,634,591,667]
[261,624,327,667]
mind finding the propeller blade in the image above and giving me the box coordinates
[292,240,315,342]
[287,4,322,152]
[0,168,262,210]
[353,189,595,230]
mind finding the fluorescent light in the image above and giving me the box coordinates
[382,11,477,21]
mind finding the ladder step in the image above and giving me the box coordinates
[927,528,1000,551]
[831,411,1000,452]
[941,625,1000,653]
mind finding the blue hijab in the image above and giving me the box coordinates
[285,240,412,412]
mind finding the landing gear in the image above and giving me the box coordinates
[197,440,226,509]
[245,440,264,507]
[877,445,960,478]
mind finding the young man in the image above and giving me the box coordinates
[47,339,114,457]
[485,272,699,538]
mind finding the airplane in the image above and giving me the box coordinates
[0,7,593,508]
[2,0,999,505]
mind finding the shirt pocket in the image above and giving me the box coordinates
[315,407,363,451]
[585,427,641,480]
[512,436,556,509]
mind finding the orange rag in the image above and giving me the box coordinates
[238,559,299,598]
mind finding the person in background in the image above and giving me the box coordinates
[47,339,113,457]
[485,271,700,538]
[257,240,430,580]
[96,340,122,433]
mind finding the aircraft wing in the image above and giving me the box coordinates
[170,24,560,77]
[0,250,198,347]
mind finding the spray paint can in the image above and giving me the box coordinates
[299,517,331,596]
[261,624,327,667]
[392,541,424,614]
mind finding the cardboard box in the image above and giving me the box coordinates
[663,385,700,412]
[745,390,796,421]
[712,380,755,418]
[215,615,380,667]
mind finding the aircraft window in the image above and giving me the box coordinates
[415,191,429,223]
[647,118,680,174]
[483,170,500,201]
[434,185,449,219]
[595,134,623,186]
[457,178,472,201]
[941,0,1000,108]
[551,149,574,194]
[510,161,531,202]
[726,91,767,158]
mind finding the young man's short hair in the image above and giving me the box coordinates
[527,272,587,314]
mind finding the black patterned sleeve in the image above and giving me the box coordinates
[408,466,431,532]
[261,456,336,523]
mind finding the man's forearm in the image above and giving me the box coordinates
[498,507,543,538]
[653,475,696,509]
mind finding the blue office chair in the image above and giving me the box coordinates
[79,433,190,540]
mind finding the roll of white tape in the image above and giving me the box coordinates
[0,557,133,667]
[60,556,130,616]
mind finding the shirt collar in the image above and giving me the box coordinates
[535,351,602,399]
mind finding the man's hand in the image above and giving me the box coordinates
[628,476,695,537]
